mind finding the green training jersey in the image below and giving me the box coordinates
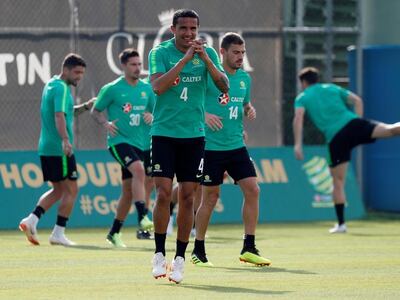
[148,38,224,138]
[38,75,74,156]
[295,83,357,142]
[94,77,155,150]
[205,69,251,151]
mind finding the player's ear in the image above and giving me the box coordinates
[220,48,225,55]
[170,25,176,35]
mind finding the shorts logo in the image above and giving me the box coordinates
[122,103,132,113]
[218,93,230,105]
[172,76,180,86]
[124,156,132,164]
[71,171,78,179]
[147,166,152,174]
[153,163,162,172]
[203,175,212,182]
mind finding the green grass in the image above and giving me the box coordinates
[1,219,400,299]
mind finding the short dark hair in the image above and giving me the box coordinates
[62,53,86,69]
[172,9,199,26]
[221,32,245,50]
[119,48,140,65]
[298,67,320,84]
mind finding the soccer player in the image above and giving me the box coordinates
[293,67,400,233]
[148,9,229,283]
[91,48,155,247]
[19,53,91,246]
[190,33,271,267]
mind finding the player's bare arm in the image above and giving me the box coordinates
[244,103,256,120]
[193,39,229,93]
[293,107,305,160]
[151,46,196,95]
[347,92,364,117]
[74,97,96,116]
[55,112,72,156]
[91,108,119,137]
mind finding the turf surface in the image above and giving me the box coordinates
[1,219,399,299]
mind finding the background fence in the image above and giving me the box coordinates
[0,0,359,151]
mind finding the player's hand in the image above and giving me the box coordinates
[104,119,118,137]
[143,112,153,125]
[206,113,223,131]
[182,44,196,63]
[294,144,304,160]
[192,39,209,61]
[62,139,73,157]
[245,106,256,120]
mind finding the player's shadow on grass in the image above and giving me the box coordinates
[68,245,152,252]
[214,266,316,275]
[348,232,400,237]
[179,284,291,295]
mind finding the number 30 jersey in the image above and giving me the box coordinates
[94,77,155,150]
[148,38,223,138]
[205,68,251,151]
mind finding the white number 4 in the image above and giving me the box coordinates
[180,87,188,101]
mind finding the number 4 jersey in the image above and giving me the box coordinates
[94,77,155,150]
[148,38,224,138]
[205,68,251,151]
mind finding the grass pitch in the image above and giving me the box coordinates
[1,218,400,299]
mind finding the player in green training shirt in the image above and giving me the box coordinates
[19,54,94,246]
[149,9,229,284]
[190,33,271,267]
[92,49,155,246]
[293,67,400,233]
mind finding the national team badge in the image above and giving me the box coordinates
[218,93,230,105]
[192,58,200,65]
[122,103,132,113]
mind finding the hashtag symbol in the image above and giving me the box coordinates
[80,195,93,215]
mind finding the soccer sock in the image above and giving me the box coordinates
[193,239,205,255]
[334,203,345,225]
[154,233,167,256]
[175,239,189,259]
[170,202,176,216]
[56,215,68,227]
[135,201,146,224]
[109,219,124,235]
[243,234,255,249]
[32,206,45,219]
[144,207,149,216]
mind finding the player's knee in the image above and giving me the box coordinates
[130,163,145,181]
[204,191,219,207]
[246,183,260,198]
[156,187,172,205]
[332,176,345,189]
[69,183,79,198]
